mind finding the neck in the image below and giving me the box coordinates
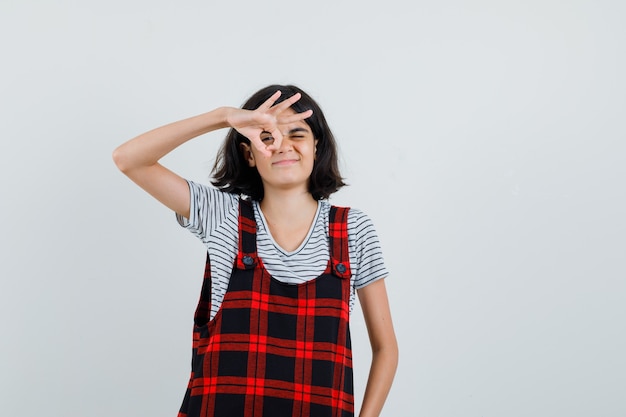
[260,188,318,225]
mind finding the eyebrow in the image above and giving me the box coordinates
[287,127,309,135]
[261,127,311,137]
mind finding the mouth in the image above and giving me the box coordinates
[272,158,300,166]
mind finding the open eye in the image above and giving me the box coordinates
[260,134,275,144]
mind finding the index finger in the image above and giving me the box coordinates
[268,92,303,115]
[257,90,282,111]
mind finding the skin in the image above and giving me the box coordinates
[240,106,319,251]
[112,91,398,417]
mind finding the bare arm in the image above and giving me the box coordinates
[112,91,311,218]
[357,278,399,417]
[112,107,232,218]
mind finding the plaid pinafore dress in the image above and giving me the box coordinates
[178,199,354,417]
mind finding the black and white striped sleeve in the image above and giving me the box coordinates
[348,209,389,289]
[175,180,238,243]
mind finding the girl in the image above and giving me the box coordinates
[113,85,398,417]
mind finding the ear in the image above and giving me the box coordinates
[239,142,256,167]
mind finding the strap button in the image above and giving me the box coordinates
[336,263,347,273]
[242,255,254,266]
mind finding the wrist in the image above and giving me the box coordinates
[221,106,239,129]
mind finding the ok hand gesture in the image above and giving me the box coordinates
[227,91,313,156]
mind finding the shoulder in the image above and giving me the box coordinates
[179,180,241,233]
[323,203,388,287]
[346,208,381,246]
[346,207,372,227]
[186,180,242,215]
[188,180,239,203]
[321,201,380,242]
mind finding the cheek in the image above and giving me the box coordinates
[301,141,316,155]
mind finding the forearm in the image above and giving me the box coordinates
[358,343,399,417]
[112,106,233,172]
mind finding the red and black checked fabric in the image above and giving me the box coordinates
[178,199,354,417]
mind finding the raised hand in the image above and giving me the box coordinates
[227,90,313,156]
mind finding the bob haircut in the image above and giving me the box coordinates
[212,84,346,201]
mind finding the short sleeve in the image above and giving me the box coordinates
[347,209,389,289]
[175,180,239,243]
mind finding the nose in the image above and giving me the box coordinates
[276,137,293,153]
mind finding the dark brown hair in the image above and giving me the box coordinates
[211,84,346,200]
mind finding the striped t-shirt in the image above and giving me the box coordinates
[177,180,388,319]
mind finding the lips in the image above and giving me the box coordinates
[272,158,300,166]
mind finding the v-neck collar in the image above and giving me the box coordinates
[253,200,322,256]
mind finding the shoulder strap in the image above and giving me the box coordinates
[328,206,352,279]
[235,198,258,270]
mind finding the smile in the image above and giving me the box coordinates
[272,159,300,166]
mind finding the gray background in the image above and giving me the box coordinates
[1,0,625,416]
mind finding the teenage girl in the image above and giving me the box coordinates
[113,85,398,417]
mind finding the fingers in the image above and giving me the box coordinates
[278,109,313,124]
[258,91,311,120]
[247,91,311,155]
[269,92,302,115]
[258,90,282,111]
[249,128,283,157]
[250,137,272,157]
[265,127,284,152]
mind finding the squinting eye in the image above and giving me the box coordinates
[261,136,275,143]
